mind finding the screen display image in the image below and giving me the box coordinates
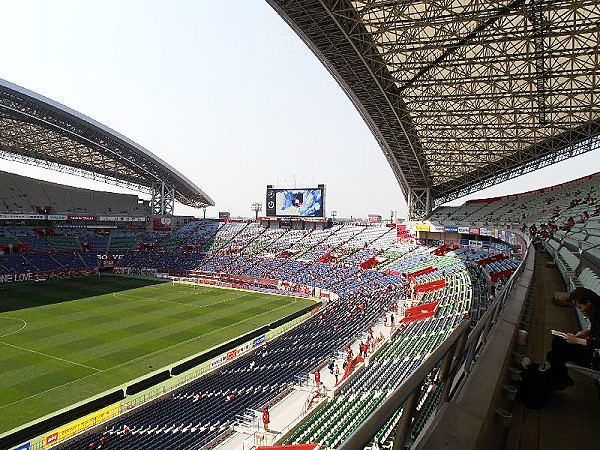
[266,188,324,217]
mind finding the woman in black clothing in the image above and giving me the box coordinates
[543,287,600,390]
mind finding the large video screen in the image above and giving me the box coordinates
[266,187,324,217]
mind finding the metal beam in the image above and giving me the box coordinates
[268,0,600,210]
[266,0,432,200]
[399,0,528,93]
[0,79,214,209]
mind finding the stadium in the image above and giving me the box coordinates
[1,2,599,450]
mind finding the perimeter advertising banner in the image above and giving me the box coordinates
[458,226,470,234]
[211,337,257,369]
[98,216,143,222]
[43,404,120,448]
[480,227,492,236]
[396,224,408,239]
[0,269,95,284]
[152,216,173,232]
[0,273,34,284]
[67,215,97,221]
[253,335,266,347]
[444,225,458,234]
[491,242,510,253]
[0,213,46,220]
[507,231,516,245]
[96,254,124,268]
[469,240,483,250]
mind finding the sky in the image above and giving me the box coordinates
[1,0,598,220]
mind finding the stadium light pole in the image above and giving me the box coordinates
[251,202,262,221]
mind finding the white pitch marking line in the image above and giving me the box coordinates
[112,291,246,309]
[0,299,297,411]
[0,317,27,338]
[102,302,294,369]
[0,342,102,372]
[0,369,101,411]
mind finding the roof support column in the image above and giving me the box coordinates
[408,187,432,221]
[151,182,175,216]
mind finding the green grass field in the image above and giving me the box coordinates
[0,275,316,434]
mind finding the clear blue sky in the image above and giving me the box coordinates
[1,0,598,219]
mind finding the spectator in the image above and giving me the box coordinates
[524,287,600,391]
[262,407,270,431]
[359,341,368,358]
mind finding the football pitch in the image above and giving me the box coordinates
[0,275,316,434]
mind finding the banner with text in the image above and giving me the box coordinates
[43,403,120,448]
[0,269,95,284]
[152,217,173,232]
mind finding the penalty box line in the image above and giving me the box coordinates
[0,341,102,372]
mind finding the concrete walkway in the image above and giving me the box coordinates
[506,249,600,450]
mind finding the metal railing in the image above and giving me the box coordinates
[339,238,531,450]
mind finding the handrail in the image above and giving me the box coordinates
[338,321,470,450]
[339,233,532,449]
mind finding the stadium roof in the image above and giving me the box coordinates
[267,0,600,218]
[0,78,214,209]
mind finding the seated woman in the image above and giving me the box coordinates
[532,287,600,390]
